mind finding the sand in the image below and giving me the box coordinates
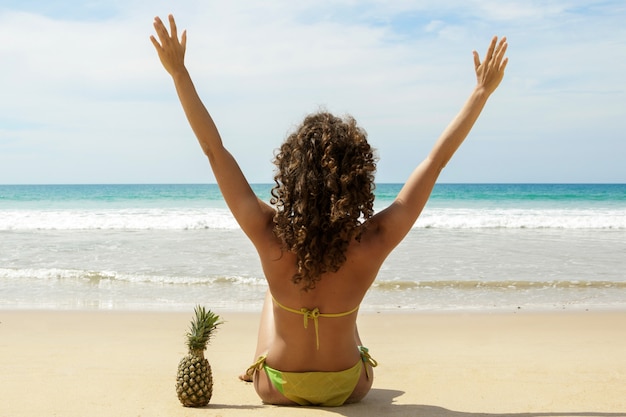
[1,310,625,417]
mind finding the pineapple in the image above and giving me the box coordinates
[176,305,222,407]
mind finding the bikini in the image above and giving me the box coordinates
[245,296,378,406]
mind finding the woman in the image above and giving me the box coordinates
[151,14,508,406]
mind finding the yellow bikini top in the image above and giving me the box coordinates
[272,295,359,350]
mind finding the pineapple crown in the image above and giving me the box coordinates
[186,305,222,352]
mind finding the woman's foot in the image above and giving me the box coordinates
[239,371,253,382]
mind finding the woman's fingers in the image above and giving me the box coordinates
[168,14,178,41]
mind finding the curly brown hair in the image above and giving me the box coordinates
[271,111,377,291]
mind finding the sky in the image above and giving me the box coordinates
[1,0,625,184]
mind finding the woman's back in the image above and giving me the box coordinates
[258,224,385,372]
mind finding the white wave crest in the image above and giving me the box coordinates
[1,207,625,230]
[415,208,626,229]
[0,208,239,230]
[0,267,266,286]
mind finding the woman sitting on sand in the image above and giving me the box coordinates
[151,14,508,406]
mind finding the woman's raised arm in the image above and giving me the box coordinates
[150,15,275,243]
[372,36,508,251]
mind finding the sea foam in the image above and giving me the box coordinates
[1,207,624,230]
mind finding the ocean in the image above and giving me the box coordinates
[1,183,625,313]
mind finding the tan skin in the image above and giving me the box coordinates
[151,14,508,405]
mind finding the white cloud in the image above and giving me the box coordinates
[1,1,625,184]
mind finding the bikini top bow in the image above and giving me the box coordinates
[272,296,359,350]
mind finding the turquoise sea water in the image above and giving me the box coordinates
[1,183,625,312]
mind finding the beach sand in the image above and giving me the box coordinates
[1,310,625,417]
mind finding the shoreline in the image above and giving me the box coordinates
[1,310,625,416]
[2,303,626,314]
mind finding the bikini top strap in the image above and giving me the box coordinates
[271,295,360,350]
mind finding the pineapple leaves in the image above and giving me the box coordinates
[186,305,223,352]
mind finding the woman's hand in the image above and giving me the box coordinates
[150,14,187,77]
[473,36,508,95]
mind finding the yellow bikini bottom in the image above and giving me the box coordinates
[246,346,377,407]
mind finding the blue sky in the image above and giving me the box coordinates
[1,0,625,184]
